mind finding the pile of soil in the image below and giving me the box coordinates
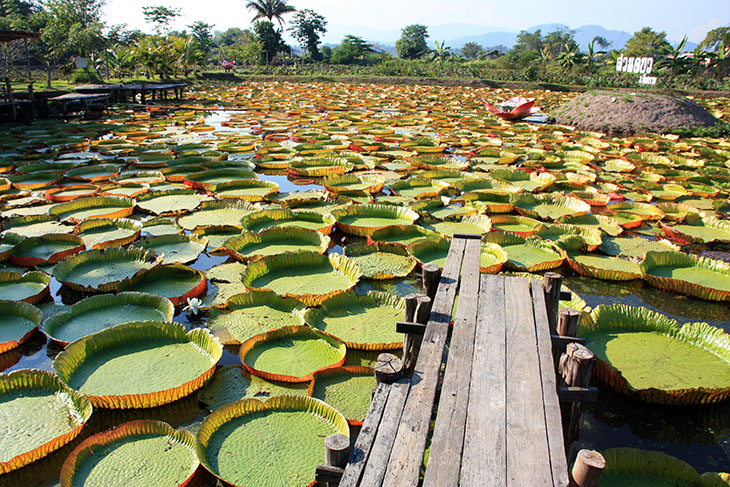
[552,91,720,135]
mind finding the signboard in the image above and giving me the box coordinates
[615,54,657,85]
[74,57,88,69]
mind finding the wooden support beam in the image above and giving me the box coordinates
[557,386,599,402]
[560,290,572,301]
[316,465,344,485]
[570,450,605,487]
[396,321,426,335]
[543,272,563,335]
[551,335,586,352]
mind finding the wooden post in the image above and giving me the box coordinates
[402,295,430,377]
[570,450,605,487]
[402,293,418,378]
[559,343,595,446]
[422,262,441,302]
[404,293,418,322]
[543,272,563,335]
[558,308,580,338]
[374,353,403,385]
[318,433,351,487]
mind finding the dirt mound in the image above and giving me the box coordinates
[553,92,719,135]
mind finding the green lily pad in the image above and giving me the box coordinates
[641,251,730,301]
[141,217,182,236]
[309,366,376,425]
[421,214,492,237]
[2,215,74,238]
[560,213,624,237]
[42,292,174,345]
[198,365,308,410]
[490,215,542,237]
[59,420,199,487]
[9,234,85,267]
[224,227,330,262]
[119,264,207,306]
[208,291,306,345]
[242,209,336,234]
[75,218,142,249]
[137,233,207,265]
[599,236,679,258]
[52,321,222,409]
[196,395,348,487]
[136,190,211,215]
[407,236,451,269]
[369,225,440,247]
[343,242,416,280]
[0,300,41,354]
[332,204,419,237]
[511,193,591,220]
[0,271,51,303]
[599,448,699,487]
[661,214,730,244]
[485,233,564,272]
[50,196,135,223]
[240,326,346,382]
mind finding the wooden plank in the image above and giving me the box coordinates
[423,238,482,487]
[505,277,553,486]
[460,274,506,487]
[339,383,391,487]
[531,279,570,487]
[359,378,411,487]
[382,238,467,486]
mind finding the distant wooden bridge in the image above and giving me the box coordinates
[316,235,605,487]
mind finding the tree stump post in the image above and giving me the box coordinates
[402,295,430,377]
[374,353,403,385]
[559,343,595,446]
[401,294,419,378]
[422,262,441,302]
[554,307,580,366]
[543,272,563,335]
[570,449,605,487]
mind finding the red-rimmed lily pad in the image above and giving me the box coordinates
[407,236,451,269]
[42,292,174,345]
[511,193,591,221]
[242,208,336,235]
[369,224,440,248]
[660,214,730,244]
[74,218,142,249]
[240,326,346,382]
[196,394,348,487]
[223,227,330,262]
[490,214,542,237]
[0,270,51,303]
[332,204,419,237]
[309,366,376,425]
[421,214,492,237]
[0,300,41,354]
[485,232,565,272]
[137,233,207,265]
[9,234,85,267]
[640,251,730,301]
[208,291,306,345]
[45,184,100,202]
[118,264,207,306]
[241,252,361,306]
[343,241,416,279]
[208,179,279,201]
[0,369,92,474]
[59,420,199,487]
[50,196,135,224]
[560,236,642,281]
[480,242,508,273]
[53,321,222,408]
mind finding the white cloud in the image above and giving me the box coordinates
[689,17,725,43]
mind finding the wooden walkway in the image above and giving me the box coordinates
[323,235,578,486]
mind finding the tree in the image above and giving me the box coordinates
[245,0,295,28]
[220,30,262,66]
[430,40,451,67]
[143,5,180,35]
[461,41,483,60]
[556,43,582,68]
[253,20,288,63]
[288,9,326,61]
[189,21,214,64]
[396,24,428,59]
[330,35,374,64]
[585,36,608,71]
[543,28,577,59]
[623,27,671,57]
[700,26,730,52]
[512,29,543,56]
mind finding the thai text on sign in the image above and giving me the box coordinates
[615,55,654,75]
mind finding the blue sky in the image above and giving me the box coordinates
[103,0,729,43]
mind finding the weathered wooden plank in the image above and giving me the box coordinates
[382,238,467,486]
[359,378,411,487]
[422,238,482,487]
[505,277,553,486]
[531,279,570,487]
[339,383,391,487]
[460,274,506,487]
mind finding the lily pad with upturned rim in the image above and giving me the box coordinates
[579,304,730,405]
[196,395,348,487]
[421,214,492,237]
[332,204,419,237]
[137,233,207,265]
[118,264,207,306]
[480,242,508,274]
[74,218,142,249]
[660,214,730,244]
[241,209,336,235]
[242,252,361,306]
[136,189,211,216]
[308,366,376,425]
[490,214,542,237]
[208,291,306,345]
[52,247,162,293]
[369,225,440,248]
[208,179,279,201]
[305,290,404,349]
[53,320,222,409]
[640,251,730,301]
[42,292,174,345]
[510,193,591,221]
[0,270,51,303]
[49,196,135,224]
[176,200,259,230]
[484,233,564,272]
[0,369,93,474]
[598,448,699,486]
[59,420,199,487]
[9,234,85,267]
[407,236,451,270]
[0,300,42,353]
[343,242,417,280]
[240,326,347,382]
[223,227,330,262]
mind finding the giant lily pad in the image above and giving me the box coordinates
[407,236,451,269]
[42,292,174,345]
[74,218,142,249]
[208,179,279,201]
[598,236,679,258]
[196,395,348,487]
[369,225,440,247]
[343,241,416,280]
[485,232,564,272]
[242,252,361,306]
[288,156,354,177]
[53,321,222,408]
[242,209,336,235]
[421,214,492,237]
[2,215,74,238]
[309,366,376,425]
[223,227,330,262]
[480,242,508,273]
[559,236,642,281]
[0,271,51,303]
[50,196,135,224]
[136,189,211,215]
[387,177,448,199]
[598,448,699,486]
[332,204,419,237]
[53,247,162,292]
[510,193,591,221]
[9,234,85,267]
[490,214,542,237]
[208,291,306,345]
[0,300,41,353]
[641,251,730,301]
[119,264,207,306]
[580,304,730,404]
[240,326,346,382]
[305,290,404,349]
[198,365,308,410]
[137,233,207,265]
[534,223,603,252]
[59,420,199,487]
[177,200,259,230]
[560,213,624,237]
[0,369,92,474]
[660,214,730,244]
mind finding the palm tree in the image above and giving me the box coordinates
[245,0,296,27]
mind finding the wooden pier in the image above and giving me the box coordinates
[73,82,185,104]
[317,235,603,487]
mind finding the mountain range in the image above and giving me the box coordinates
[321,22,697,53]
